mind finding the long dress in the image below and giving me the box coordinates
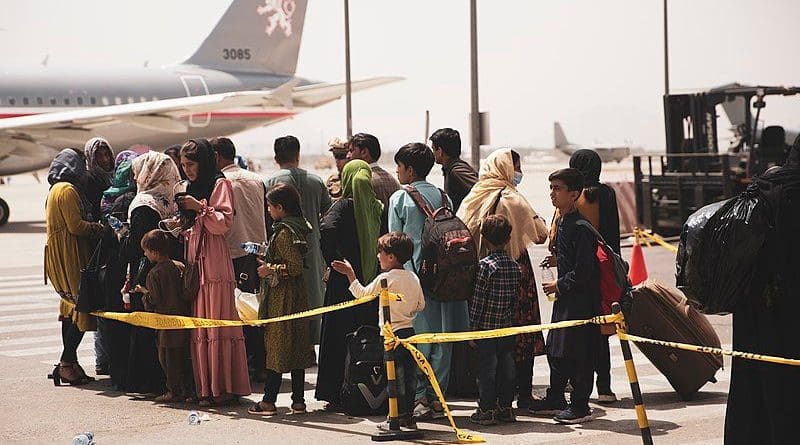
[260,224,316,373]
[315,199,378,404]
[187,178,251,398]
[123,206,165,394]
[44,182,96,332]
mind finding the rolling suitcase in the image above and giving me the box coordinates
[624,280,723,400]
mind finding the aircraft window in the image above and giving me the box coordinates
[127,96,134,104]
[8,98,15,106]
[50,97,56,105]
[102,97,109,106]
[64,98,70,105]
[77,97,83,105]
[23,97,29,105]
[37,97,43,105]
[114,97,122,105]
[90,97,97,105]
[140,96,147,102]
[152,96,159,101]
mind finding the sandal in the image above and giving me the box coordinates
[290,402,307,414]
[248,401,278,416]
[155,392,181,403]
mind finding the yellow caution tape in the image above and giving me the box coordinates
[618,332,800,367]
[634,228,679,253]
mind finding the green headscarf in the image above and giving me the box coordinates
[102,160,135,198]
[341,160,384,283]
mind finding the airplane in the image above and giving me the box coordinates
[0,0,401,226]
[553,122,632,163]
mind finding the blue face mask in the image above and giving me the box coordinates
[512,171,523,186]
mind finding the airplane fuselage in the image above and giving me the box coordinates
[555,143,631,163]
[0,65,312,175]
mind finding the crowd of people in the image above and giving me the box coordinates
[43,127,628,427]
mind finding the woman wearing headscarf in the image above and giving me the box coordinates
[558,149,621,404]
[315,160,383,408]
[178,138,251,405]
[113,151,180,393]
[457,148,549,408]
[45,148,104,385]
[100,150,139,218]
[83,137,115,223]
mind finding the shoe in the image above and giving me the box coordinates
[495,406,516,423]
[413,399,433,420]
[528,397,567,416]
[377,416,418,432]
[553,406,593,424]
[154,392,182,403]
[516,396,533,410]
[430,400,446,419]
[48,363,92,387]
[469,408,497,426]
[597,392,617,404]
[248,401,278,416]
[95,366,110,376]
[290,402,307,414]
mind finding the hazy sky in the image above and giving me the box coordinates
[2,0,800,156]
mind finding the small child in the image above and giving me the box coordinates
[135,229,192,403]
[530,168,600,424]
[468,215,520,425]
[332,231,426,430]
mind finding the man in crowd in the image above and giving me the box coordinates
[325,137,349,200]
[265,135,332,343]
[430,128,478,212]
[347,132,400,232]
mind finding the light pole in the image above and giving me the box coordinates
[344,0,353,138]
[469,0,480,170]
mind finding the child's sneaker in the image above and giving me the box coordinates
[553,406,593,424]
[528,397,567,416]
[413,398,433,420]
[469,408,497,426]
[495,406,516,423]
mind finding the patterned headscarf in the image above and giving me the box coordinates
[128,151,181,219]
[341,160,383,282]
[84,137,114,190]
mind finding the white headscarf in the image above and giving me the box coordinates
[456,149,548,259]
[128,151,181,219]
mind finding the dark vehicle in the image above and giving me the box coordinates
[634,84,798,234]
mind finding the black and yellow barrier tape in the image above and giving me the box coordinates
[634,227,678,253]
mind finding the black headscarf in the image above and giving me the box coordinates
[569,149,602,186]
[47,148,92,219]
[184,138,224,201]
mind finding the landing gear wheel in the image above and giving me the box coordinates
[0,198,9,226]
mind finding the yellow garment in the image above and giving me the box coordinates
[456,149,548,259]
[45,182,97,332]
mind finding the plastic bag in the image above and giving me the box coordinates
[677,186,769,314]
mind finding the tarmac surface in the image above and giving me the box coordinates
[0,173,733,444]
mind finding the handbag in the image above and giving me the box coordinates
[76,238,106,312]
[183,226,204,299]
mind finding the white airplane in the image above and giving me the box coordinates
[0,0,400,225]
[553,122,632,163]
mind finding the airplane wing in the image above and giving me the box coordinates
[0,77,402,139]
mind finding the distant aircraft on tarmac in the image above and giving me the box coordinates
[0,0,400,225]
[553,122,632,163]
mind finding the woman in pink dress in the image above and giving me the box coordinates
[178,138,251,405]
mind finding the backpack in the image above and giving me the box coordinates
[576,220,631,316]
[339,325,388,416]
[403,185,478,302]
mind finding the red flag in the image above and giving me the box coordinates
[628,243,649,286]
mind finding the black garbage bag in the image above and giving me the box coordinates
[676,186,770,314]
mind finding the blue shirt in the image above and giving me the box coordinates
[387,180,452,272]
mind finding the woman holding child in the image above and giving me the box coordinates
[457,148,549,409]
[315,160,382,409]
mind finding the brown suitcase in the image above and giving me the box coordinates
[625,280,723,400]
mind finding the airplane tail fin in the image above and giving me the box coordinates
[554,121,569,147]
[182,0,308,75]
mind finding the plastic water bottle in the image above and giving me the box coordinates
[540,266,557,302]
[188,411,201,425]
[241,241,267,256]
[72,432,94,445]
[107,215,129,237]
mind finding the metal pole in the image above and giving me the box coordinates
[424,110,430,142]
[344,0,353,138]
[372,279,424,441]
[469,0,480,170]
[612,302,654,445]
[663,0,670,95]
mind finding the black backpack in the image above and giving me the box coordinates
[339,325,388,416]
[404,185,478,302]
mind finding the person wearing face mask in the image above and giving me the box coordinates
[457,149,549,410]
[430,128,478,212]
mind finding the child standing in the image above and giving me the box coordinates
[248,183,315,416]
[332,231,426,429]
[530,168,601,424]
[136,229,193,403]
[468,215,520,425]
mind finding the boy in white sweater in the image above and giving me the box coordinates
[332,231,425,429]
